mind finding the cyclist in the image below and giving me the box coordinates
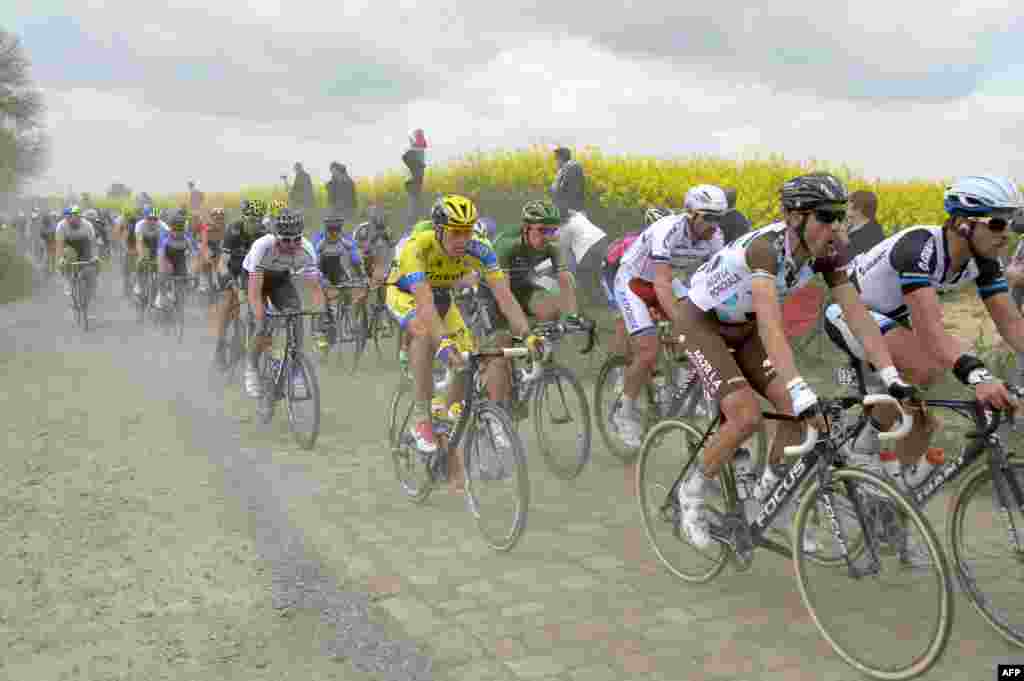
[154,209,198,310]
[826,175,1022,480]
[610,187,728,447]
[386,194,539,455]
[84,208,111,259]
[199,208,227,295]
[241,208,326,398]
[133,206,170,298]
[54,206,99,299]
[113,208,139,297]
[211,199,269,370]
[673,173,915,549]
[600,206,675,359]
[353,217,394,287]
[311,215,367,348]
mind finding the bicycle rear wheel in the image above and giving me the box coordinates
[636,419,732,583]
[593,354,655,463]
[948,457,1024,647]
[285,351,320,450]
[794,467,952,680]
[464,402,529,551]
[389,378,433,504]
[533,364,591,480]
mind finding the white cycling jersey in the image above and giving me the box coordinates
[559,211,607,266]
[54,218,96,243]
[618,213,724,285]
[242,233,318,279]
[688,222,849,323]
[848,225,1007,322]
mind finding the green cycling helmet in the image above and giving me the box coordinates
[521,199,561,225]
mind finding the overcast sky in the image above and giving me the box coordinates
[8,1,1024,195]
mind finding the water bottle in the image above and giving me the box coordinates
[733,448,755,501]
[901,448,945,489]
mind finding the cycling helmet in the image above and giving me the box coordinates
[323,214,345,230]
[83,208,99,221]
[274,208,304,236]
[354,222,374,243]
[474,216,498,242]
[780,173,848,212]
[242,198,268,219]
[269,199,286,217]
[944,175,1023,220]
[67,205,82,217]
[521,200,561,225]
[143,205,156,218]
[643,206,672,226]
[683,185,728,216]
[169,209,188,228]
[431,194,478,230]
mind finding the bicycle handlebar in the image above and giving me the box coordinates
[783,394,913,456]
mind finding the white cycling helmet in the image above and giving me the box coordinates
[83,208,99,220]
[944,175,1023,219]
[684,184,728,216]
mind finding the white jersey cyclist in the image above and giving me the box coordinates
[846,225,1007,331]
[242,233,319,280]
[688,222,849,323]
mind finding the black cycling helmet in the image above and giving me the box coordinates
[169,208,189,228]
[323,214,345,232]
[780,173,848,212]
[275,208,304,236]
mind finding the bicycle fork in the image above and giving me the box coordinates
[989,458,1024,556]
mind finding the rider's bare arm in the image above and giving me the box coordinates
[653,261,676,327]
[488,273,530,337]
[905,286,971,368]
[557,269,578,315]
[984,291,1024,354]
[248,271,265,324]
[751,276,800,387]
[830,279,897,373]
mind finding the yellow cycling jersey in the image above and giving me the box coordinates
[391,228,504,292]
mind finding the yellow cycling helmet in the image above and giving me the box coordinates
[270,199,286,217]
[431,194,478,231]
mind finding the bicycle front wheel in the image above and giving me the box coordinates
[949,456,1024,647]
[464,402,529,551]
[794,467,952,680]
[636,419,731,583]
[388,378,433,504]
[533,364,591,480]
[593,354,655,463]
[285,352,321,450]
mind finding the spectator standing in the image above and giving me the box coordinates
[718,187,752,244]
[842,190,886,257]
[325,162,357,223]
[188,181,205,220]
[288,162,316,217]
[550,146,585,217]
[402,128,428,230]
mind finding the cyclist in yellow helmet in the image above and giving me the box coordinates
[387,194,539,460]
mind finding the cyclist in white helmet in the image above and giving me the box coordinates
[610,185,728,447]
[827,176,1023,470]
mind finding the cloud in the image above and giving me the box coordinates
[16,3,1024,196]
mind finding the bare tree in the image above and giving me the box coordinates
[0,30,49,195]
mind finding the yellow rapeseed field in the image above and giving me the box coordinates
[91,147,981,233]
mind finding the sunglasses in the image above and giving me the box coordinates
[814,208,847,225]
[969,216,1011,233]
[696,212,724,224]
[278,234,303,244]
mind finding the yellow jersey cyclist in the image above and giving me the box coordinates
[611,186,727,448]
[674,173,916,549]
[827,175,1022,481]
[242,208,326,397]
[387,194,540,454]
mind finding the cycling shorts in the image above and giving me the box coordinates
[253,275,302,335]
[318,256,358,287]
[612,270,690,336]
[385,285,476,354]
[675,298,777,403]
[165,249,189,275]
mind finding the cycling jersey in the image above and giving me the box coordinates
[134,219,170,257]
[848,225,1007,325]
[55,219,97,260]
[221,220,259,278]
[688,222,849,323]
[559,211,606,268]
[391,228,504,293]
[618,214,724,287]
[242,233,318,282]
[311,231,361,264]
[496,236,562,291]
[157,230,197,260]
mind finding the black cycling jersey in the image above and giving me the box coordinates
[222,220,260,276]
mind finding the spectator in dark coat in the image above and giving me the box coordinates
[843,190,886,258]
[289,162,316,215]
[325,162,357,222]
[719,187,752,244]
[550,147,585,216]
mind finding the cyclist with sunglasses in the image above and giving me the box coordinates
[610,185,728,448]
[311,215,367,348]
[241,208,326,398]
[673,174,915,550]
[825,174,1023,491]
